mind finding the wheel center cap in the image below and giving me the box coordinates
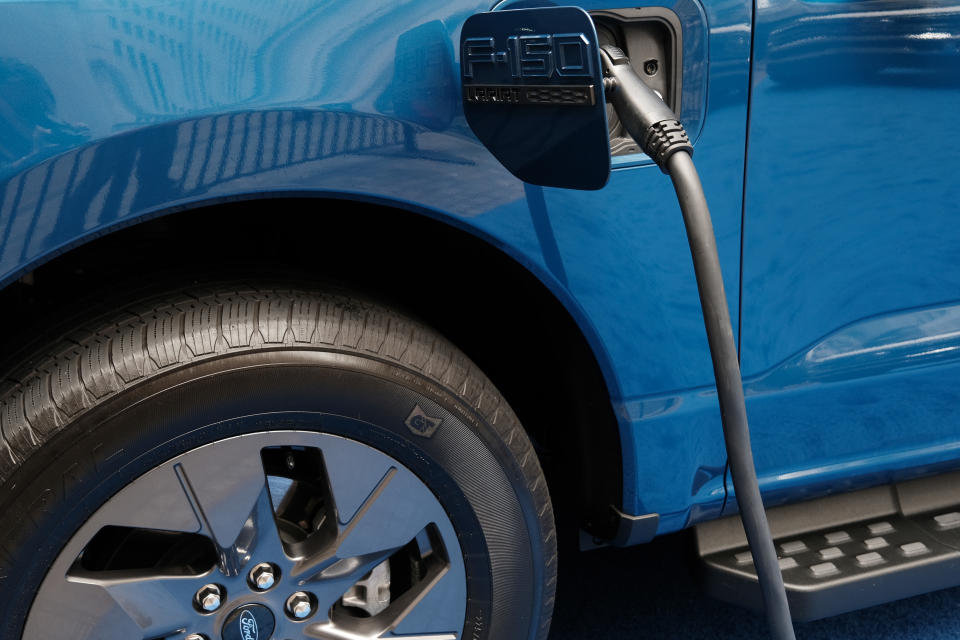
[222,603,275,640]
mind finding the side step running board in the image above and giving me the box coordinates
[696,470,960,621]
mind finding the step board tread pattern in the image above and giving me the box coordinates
[702,508,960,620]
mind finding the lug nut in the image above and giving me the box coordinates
[195,584,224,613]
[249,562,278,591]
[286,591,314,619]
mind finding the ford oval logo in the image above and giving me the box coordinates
[238,610,258,640]
[221,603,274,640]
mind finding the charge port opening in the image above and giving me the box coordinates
[591,8,683,157]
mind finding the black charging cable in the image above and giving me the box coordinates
[600,44,796,640]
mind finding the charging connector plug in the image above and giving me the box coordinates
[600,45,693,172]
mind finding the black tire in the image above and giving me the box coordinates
[0,285,556,640]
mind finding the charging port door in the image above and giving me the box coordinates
[460,7,611,190]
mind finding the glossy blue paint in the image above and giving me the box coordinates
[641,301,960,515]
[3,0,955,540]
[732,0,960,514]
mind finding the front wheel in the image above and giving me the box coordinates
[0,287,556,640]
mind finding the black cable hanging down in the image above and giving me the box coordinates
[601,45,796,640]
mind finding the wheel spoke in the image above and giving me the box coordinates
[293,464,439,583]
[304,623,457,640]
[22,578,146,640]
[387,567,462,638]
[80,460,204,535]
[174,438,286,574]
[319,436,397,524]
[297,456,462,634]
[66,568,207,639]
[194,472,287,575]
[333,466,447,560]
[295,548,398,624]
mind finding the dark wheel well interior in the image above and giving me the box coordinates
[0,197,624,538]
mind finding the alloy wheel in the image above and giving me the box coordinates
[23,431,467,640]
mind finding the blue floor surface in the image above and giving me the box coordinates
[549,531,960,639]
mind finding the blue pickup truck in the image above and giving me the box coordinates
[1,1,958,639]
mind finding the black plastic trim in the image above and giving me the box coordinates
[611,507,660,547]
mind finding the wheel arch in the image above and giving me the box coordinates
[0,190,626,539]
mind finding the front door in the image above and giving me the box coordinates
[738,0,960,508]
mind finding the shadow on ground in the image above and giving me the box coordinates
[550,530,960,639]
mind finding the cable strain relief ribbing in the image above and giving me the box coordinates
[642,119,693,173]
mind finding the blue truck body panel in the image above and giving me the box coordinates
[728,0,960,515]
[0,0,957,535]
